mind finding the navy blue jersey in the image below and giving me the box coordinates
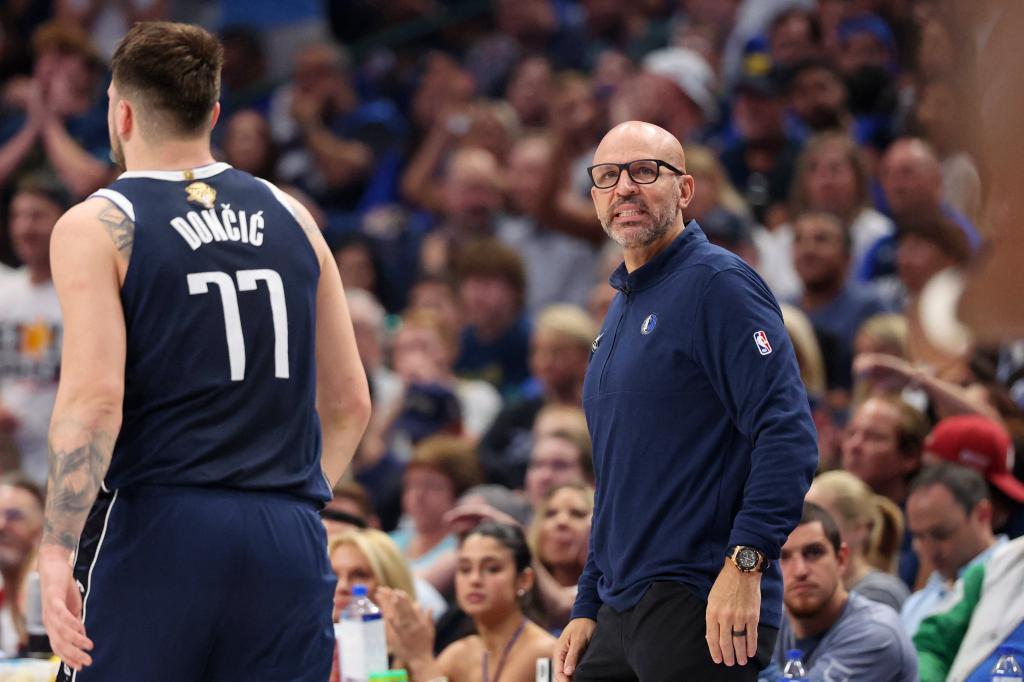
[89,163,329,503]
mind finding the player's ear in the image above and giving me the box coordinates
[209,102,221,131]
[117,99,133,138]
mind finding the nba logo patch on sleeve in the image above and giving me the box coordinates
[753,330,772,355]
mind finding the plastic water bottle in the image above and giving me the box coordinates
[338,585,388,682]
[23,572,52,658]
[780,649,809,681]
[992,646,1024,681]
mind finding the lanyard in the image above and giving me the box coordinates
[481,619,527,682]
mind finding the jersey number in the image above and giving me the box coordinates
[187,269,289,381]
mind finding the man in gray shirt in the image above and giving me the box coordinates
[760,503,917,681]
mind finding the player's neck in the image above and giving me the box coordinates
[123,139,217,173]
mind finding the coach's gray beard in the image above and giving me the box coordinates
[600,204,677,248]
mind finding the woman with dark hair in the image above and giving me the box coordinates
[379,521,556,681]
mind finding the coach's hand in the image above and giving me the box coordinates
[554,617,595,682]
[706,560,761,667]
[39,546,93,671]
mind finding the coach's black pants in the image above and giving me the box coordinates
[574,582,777,682]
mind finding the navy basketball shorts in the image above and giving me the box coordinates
[56,485,336,682]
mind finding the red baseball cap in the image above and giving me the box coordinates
[925,415,1024,503]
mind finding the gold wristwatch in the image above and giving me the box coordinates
[726,545,768,573]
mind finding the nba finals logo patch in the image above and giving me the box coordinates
[753,330,772,355]
[641,314,658,335]
[185,181,217,210]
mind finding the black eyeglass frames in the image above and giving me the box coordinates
[587,159,685,189]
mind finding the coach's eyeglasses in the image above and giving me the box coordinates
[587,159,685,189]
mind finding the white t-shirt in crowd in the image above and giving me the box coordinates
[0,269,63,485]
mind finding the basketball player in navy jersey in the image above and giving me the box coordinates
[38,23,371,680]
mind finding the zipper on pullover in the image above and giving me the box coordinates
[599,286,631,392]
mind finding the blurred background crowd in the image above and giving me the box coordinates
[0,0,1022,677]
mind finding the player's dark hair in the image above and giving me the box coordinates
[111,22,223,136]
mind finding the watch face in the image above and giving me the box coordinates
[736,548,759,570]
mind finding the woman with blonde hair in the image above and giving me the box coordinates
[780,303,827,402]
[854,313,909,360]
[805,470,910,611]
[327,529,446,682]
[528,483,594,632]
[329,529,417,619]
[781,304,842,470]
[683,145,753,223]
[852,313,911,407]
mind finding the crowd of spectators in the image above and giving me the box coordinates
[1,0,1023,678]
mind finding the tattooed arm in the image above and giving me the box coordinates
[40,197,129,671]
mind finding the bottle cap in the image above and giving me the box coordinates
[996,645,1018,656]
[352,584,368,597]
[369,671,409,681]
[786,649,803,660]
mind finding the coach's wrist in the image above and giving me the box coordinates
[725,545,769,573]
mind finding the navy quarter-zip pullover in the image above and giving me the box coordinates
[573,221,818,629]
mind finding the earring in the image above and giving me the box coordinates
[516,589,526,597]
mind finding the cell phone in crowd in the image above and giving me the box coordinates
[536,658,553,682]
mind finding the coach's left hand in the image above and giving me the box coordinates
[705,560,761,667]
[39,546,93,671]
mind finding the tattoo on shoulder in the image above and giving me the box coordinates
[296,210,319,240]
[97,203,135,254]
